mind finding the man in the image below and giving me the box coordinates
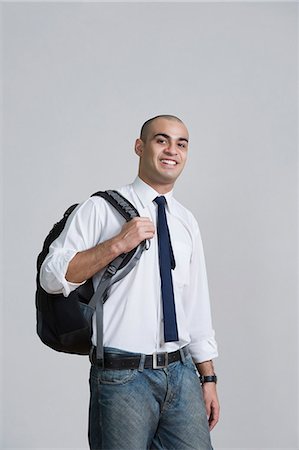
[40,115,220,450]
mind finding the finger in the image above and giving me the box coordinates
[209,415,218,431]
[126,218,155,231]
[131,217,153,223]
[129,224,155,237]
[205,401,211,419]
[208,404,219,431]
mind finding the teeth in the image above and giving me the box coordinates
[161,159,176,165]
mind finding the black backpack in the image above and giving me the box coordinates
[36,190,146,361]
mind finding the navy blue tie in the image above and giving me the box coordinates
[154,196,179,342]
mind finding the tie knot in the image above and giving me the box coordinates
[154,196,166,207]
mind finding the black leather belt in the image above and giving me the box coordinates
[90,346,189,370]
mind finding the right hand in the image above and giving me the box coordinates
[117,217,155,254]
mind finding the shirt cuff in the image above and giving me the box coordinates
[40,248,86,297]
[188,335,219,364]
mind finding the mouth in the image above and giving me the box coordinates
[160,159,178,167]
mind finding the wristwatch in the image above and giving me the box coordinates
[199,374,217,385]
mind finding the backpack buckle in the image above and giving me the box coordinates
[107,264,117,276]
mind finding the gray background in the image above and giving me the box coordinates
[1,2,298,449]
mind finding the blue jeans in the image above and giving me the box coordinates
[88,348,213,450]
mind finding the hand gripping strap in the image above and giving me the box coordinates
[89,190,146,363]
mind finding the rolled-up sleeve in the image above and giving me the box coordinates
[40,198,103,297]
[40,247,83,297]
[185,222,218,363]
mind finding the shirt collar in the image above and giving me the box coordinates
[132,177,174,210]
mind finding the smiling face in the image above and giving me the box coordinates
[135,118,189,194]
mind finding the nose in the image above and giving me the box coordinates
[164,142,177,155]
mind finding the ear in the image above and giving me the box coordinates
[135,138,143,157]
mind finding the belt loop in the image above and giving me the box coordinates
[179,347,187,364]
[138,354,146,372]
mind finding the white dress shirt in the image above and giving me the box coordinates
[40,177,218,363]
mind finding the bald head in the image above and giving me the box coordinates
[140,115,184,143]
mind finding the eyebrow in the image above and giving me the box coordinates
[153,133,189,143]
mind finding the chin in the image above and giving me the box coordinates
[161,169,181,180]
[159,175,179,185]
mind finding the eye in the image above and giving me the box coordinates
[157,138,167,144]
[178,142,187,149]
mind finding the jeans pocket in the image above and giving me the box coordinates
[96,368,138,385]
[184,354,199,375]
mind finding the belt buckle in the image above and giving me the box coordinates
[152,352,168,369]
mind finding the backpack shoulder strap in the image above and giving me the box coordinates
[91,190,140,221]
[89,190,146,363]
[91,189,145,272]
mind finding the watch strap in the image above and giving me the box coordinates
[200,374,217,384]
